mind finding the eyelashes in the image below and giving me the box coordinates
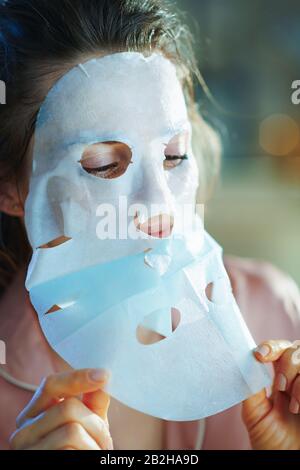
[163,153,188,170]
[81,152,189,178]
[84,162,121,178]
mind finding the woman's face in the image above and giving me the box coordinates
[1,51,199,245]
[22,53,267,423]
[23,52,199,255]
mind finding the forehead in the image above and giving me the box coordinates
[35,52,188,149]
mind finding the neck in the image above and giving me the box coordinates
[0,268,69,386]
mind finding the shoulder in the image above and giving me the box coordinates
[223,255,300,342]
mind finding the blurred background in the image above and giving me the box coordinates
[178,0,300,285]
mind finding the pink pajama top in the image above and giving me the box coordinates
[1,256,300,450]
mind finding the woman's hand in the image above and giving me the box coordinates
[9,368,113,450]
[243,340,300,450]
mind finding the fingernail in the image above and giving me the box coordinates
[275,373,287,392]
[289,397,300,414]
[255,344,271,358]
[88,369,108,383]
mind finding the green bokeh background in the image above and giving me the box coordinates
[178,0,300,285]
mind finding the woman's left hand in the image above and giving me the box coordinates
[243,339,300,450]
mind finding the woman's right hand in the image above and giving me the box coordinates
[9,368,113,450]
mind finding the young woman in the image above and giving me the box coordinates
[1,0,300,450]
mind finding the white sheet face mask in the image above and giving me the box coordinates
[25,52,270,421]
[26,51,199,264]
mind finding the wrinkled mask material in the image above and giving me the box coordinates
[25,52,270,421]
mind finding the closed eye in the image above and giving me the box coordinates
[86,161,119,176]
[79,141,132,179]
[164,154,188,169]
[163,131,190,170]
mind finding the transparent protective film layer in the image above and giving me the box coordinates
[28,232,270,421]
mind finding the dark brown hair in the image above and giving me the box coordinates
[0,0,220,295]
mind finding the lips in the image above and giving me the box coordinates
[147,227,173,238]
[134,213,174,238]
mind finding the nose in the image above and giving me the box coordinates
[134,151,175,238]
[134,213,174,238]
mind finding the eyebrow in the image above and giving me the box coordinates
[163,125,191,145]
[60,120,191,151]
[167,121,191,138]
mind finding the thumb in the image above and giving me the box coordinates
[242,388,272,431]
[82,373,111,423]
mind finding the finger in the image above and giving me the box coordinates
[26,423,101,450]
[272,345,300,393]
[16,368,109,427]
[254,340,293,363]
[290,375,300,414]
[10,397,113,450]
[83,384,111,424]
[242,389,272,432]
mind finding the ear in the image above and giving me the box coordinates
[0,181,24,217]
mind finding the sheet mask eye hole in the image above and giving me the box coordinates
[205,279,231,305]
[163,131,189,170]
[80,141,132,179]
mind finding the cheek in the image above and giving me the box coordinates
[165,158,199,203]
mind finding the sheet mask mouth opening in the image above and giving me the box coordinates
[136,307,181,345]
[134,213,174,239]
